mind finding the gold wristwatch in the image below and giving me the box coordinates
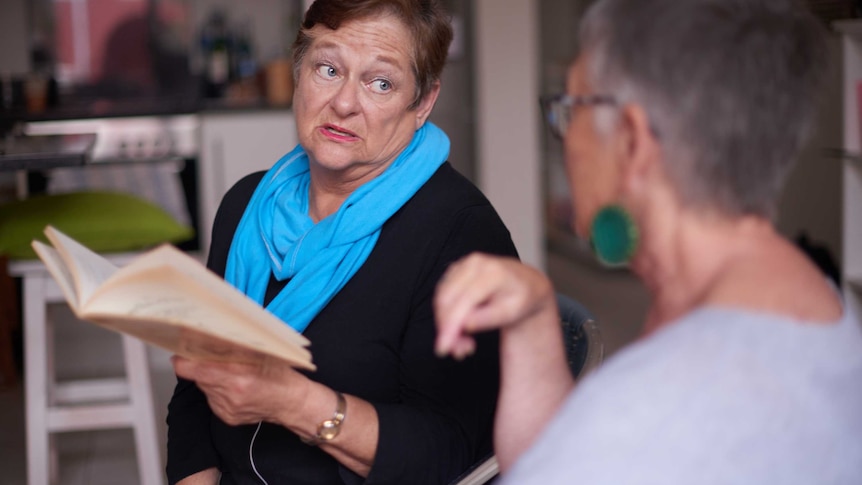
[302,391,346,446]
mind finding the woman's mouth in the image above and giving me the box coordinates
[323,125,357,138]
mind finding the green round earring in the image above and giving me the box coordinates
[590,205,638,267]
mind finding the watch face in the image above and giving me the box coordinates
[319,420,340,441]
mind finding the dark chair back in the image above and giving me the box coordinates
[557,293,603,378]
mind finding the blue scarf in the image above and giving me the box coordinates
[225,122,449,333]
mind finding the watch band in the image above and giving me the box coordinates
[302,391,347,446]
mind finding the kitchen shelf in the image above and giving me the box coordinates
[834,19,862,37]
[823,147,862,165]
[847,277,862,296]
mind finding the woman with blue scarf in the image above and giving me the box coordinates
[166,1,517,484]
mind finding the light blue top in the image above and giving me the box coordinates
[501,301,862,484]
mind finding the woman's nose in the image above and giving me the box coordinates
[329,81,360,116]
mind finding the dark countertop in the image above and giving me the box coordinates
[0,95,292,131]
[0,133,97,172]
[2,97,198,125]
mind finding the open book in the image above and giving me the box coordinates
[31,225,314,370]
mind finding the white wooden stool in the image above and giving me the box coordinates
[9,255,164,485]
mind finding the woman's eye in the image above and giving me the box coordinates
[370,79,392,93]
[316,65,337,78]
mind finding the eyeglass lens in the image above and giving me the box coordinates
[545,96,569,139]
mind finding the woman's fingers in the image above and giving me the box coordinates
[435,254,505,355]
[434,253,555,357]
[449,335,477,361]
[171,355,289,424]
[172,356,245,386]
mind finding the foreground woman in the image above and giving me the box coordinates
[435,0,862,483]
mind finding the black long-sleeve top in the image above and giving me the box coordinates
[166,162,518,484]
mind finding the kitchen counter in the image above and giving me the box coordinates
[1,95,292,129]
[0,133,96,172]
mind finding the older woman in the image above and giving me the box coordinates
[435,0,862,483]
[166,1,516,484]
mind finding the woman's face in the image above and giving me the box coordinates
[293,14,434,181]
[564,57,622,238]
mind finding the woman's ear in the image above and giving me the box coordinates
[617,103,662,195]
[414,81,441,129]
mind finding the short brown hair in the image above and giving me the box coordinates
[292,0,453,109]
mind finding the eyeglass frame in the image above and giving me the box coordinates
[540,93,618,139]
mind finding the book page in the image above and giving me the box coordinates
[109,245,310,348]
[43,226,118,305]
[84,252,313,370]
[31,240,81,313]
[34,229,314,369]
[95,317,305,368]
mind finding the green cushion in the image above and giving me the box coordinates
[0,191,195,259]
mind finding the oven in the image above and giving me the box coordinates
[23,114,203,252]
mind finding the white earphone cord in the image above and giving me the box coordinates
[249,421,269,485]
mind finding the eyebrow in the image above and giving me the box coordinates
[311,41,407,71]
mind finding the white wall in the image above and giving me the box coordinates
[473,0,545,269]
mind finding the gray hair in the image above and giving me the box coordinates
[579,0,828,219]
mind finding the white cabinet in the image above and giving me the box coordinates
[836,20,862,317]
[199,110,297,253]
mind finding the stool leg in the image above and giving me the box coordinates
[23,275,50,485]
[0,255,20,388]
[0,320,17,387]
[46,309,59,485]
[122,336,164,485]
[49,434,59,485]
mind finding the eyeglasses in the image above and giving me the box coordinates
[540,93,618,139]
